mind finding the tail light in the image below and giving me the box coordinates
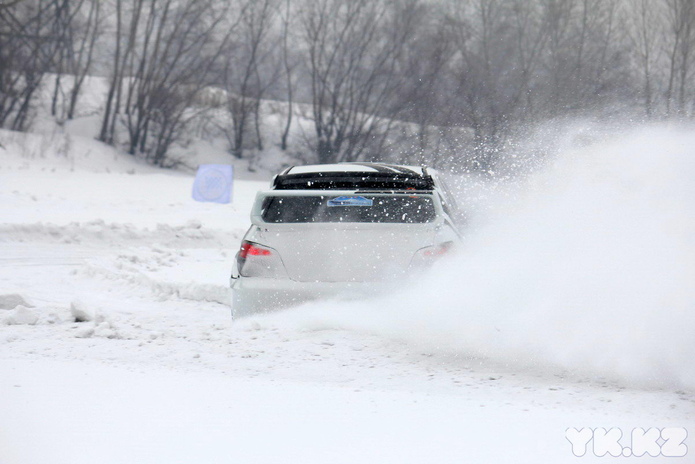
[410,241,455,269]
[238,241,272,260]
[236,240,288,278]
[421,241,453,257]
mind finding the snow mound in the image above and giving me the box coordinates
[3,306,40,325]
[74,320,120,339]
[70,299,103,323]
[0,294,33,310]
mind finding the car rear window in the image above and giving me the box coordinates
[261,195,436,223]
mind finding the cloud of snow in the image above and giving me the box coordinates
[260,124,695,389]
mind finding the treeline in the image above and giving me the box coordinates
[1,0,694,170]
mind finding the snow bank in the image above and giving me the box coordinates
[81,258,230,305]
[263,125,695,389]
[0,220,234,247]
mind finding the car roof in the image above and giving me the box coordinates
[273,162,434,191]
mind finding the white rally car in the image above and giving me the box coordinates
[230,163,462,317]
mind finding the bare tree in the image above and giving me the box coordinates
[48,0,101,121]
[0,0,62,131]
[445,0,545,168]
[279,0,295,151]
[65,0,100,120]
[221,0,277,158]
[99,0,143,145]
[50,0,83,119]
[98,0,234,166]
[536,0,624,117]
[299,0,422,163]
[628,0,663,118]
[664,0,695,117]
[387,4,455,165]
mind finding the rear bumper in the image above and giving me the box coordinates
[230,276,381,318]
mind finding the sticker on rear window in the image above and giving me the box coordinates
[327,196,373,207]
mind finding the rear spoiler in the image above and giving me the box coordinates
[271,171,435,190]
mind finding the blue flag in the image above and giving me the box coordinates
[192,164,233,204]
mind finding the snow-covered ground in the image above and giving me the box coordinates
[1,124,693,463]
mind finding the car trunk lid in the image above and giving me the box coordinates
[255,223,435,282]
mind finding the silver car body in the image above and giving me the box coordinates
[230,163,461,317]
